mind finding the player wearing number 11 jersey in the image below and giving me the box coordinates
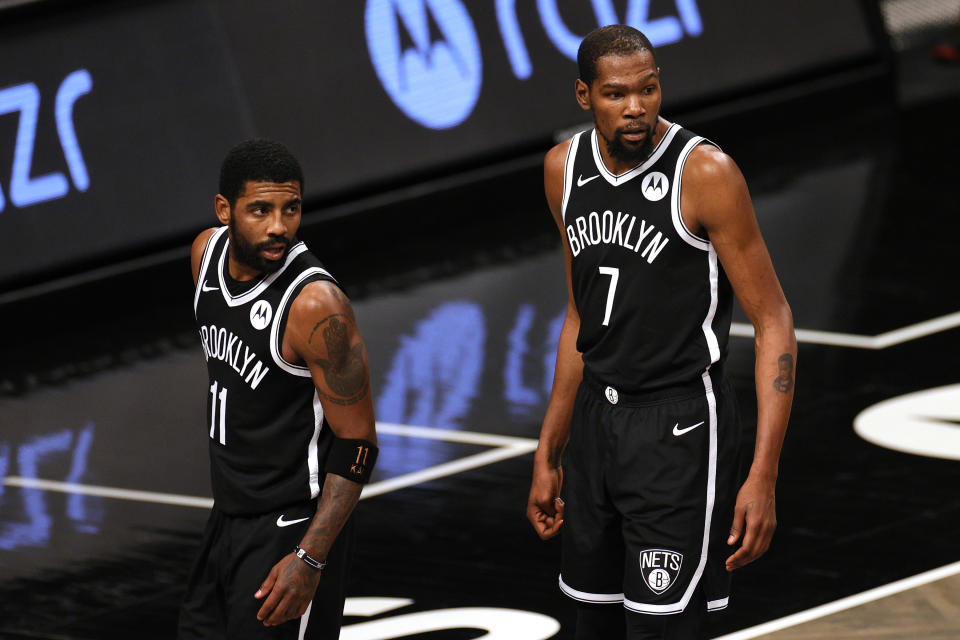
[180,139,378,639]
[527,26,796,639]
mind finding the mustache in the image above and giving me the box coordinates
[255,236,290,251]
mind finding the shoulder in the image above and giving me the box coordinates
[544,137,575,217]
[681,143,753,232]
[682,144,745,191]
[544,137,573,176]
[190,227,221,283]
[288,280,352,325]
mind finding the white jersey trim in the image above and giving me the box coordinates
[624,369,718,616]
[216,241,308,308]
[559,576,624,603]
[671,137,714,250]
[703,246,722,364]
[591,123,680,187]
[308,390,323,499]
[560,131,583,222]
[707,596,729,611]
[298,600,313,640]
[269,267,335,377]
[193,226,228,316]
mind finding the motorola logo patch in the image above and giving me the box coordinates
[250,300,273,331]
[365,0,482,130]
[641,171,669,201]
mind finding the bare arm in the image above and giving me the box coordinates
[527,139,582,539]
[190,228,218,285]
[682,145,796,571]
[255,281,377,625]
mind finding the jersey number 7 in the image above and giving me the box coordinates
[598,266,619,326]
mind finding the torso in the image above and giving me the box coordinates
[193,226,338,515]
[561,124,733,393]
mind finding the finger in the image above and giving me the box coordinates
[265,593,297,626]
[728,506,745,546]
[256,585,285,622]
[554,496,565,522]
[726,525,759,571]
[254,565,279,599]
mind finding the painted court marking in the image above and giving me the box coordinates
[730,309,960,349]
[712,559,960,639]
[1,422,537,508]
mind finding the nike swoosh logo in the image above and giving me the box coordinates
[201,281,218,292]
[276,515,310,528]
[672,421,705,436]
[577,174,599,187]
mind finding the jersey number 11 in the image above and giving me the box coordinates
[209,381,227,445]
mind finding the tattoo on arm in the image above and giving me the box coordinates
[300,474,362,562]
[773,353,794,393]
[310,314,370,405]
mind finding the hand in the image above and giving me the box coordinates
[726,473,777,571]
[254,553,322,626]
[526,461,565,539]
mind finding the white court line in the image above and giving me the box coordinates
[730,309,960,349]
[2,423,538,508]
[712,559,960,639]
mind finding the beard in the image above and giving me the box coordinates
[229,216,292,275]
[602,121,656,167]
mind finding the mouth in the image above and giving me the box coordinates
[619,127,649,144]
[259,243,287,261]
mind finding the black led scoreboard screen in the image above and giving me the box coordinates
[1,0,879,289]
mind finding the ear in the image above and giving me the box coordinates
[575,78,591,112]
[214,194,231,226]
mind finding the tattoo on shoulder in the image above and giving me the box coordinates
[310,314,369,406]
[773,353,794,393]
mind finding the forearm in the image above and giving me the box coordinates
[750,306,796,480]
[536,307,583,468]
[297,473,362,561]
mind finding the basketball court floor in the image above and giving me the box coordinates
[1,44,959,640]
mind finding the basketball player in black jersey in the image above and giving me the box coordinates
[526,26,796,639]
[179,140,378,639]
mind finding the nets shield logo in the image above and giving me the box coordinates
[250,300,273,331]
[365,0,482,130]
[639,549,683,595]
[641,171,669,202]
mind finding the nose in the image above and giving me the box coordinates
[266,210,286,236]
[624,94,644,118]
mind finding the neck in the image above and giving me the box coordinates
[227,254,262,282]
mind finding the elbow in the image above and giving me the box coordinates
[753,300,795,347]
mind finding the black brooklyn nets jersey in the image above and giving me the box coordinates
[193,227,338,515]
[562,124,733,393]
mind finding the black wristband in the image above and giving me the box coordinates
[294,546,326,571]
[325,438,378,484]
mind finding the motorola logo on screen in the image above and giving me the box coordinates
[365,0,703,130]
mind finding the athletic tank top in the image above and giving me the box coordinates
[561,124,733,393]
[193,226,338,515]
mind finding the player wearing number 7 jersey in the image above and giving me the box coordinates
[181,139,378,639]
[526,26,796,639]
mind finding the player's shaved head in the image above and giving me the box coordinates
[577,25,658,87]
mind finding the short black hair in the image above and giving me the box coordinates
[577,25,657,87]
[218,139,304,206]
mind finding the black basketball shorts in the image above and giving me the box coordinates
[178,498,354,639]
[559,370,740,615]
